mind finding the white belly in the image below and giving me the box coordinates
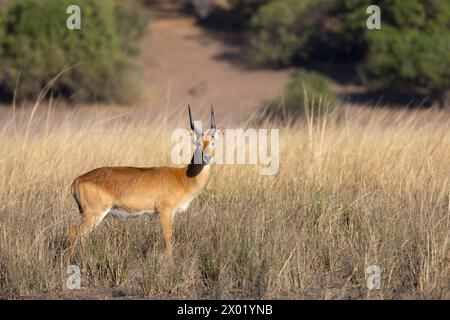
[109,206,156,220]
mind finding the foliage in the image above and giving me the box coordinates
[0,0,147,103]
[366,25,450,91]
[250,0,330,66]
[250,0,450,105]
[364,0,450,96]
[265,71,337,121]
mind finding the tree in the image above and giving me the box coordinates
[249,0,450,107]
[366,26,450,107]
[0,0,147,103]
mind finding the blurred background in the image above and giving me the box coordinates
[0,0,449,123]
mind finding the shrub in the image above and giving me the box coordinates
[249,0,322,66]
[366,26,450,94]
[251,0,450,107]
[0,0,147,103]
[363,1,450,106]
[249,0,369,66]
[0,8,4,57]
[264,71,337,121]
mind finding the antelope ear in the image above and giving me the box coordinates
[203,127,222,137]
[213,127,223,139]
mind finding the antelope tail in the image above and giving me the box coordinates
[71,180,83,215]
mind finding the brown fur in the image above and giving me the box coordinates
[69,135,217,260]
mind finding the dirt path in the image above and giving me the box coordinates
[140,13,293,124]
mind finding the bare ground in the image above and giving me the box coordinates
[140,12,293,124]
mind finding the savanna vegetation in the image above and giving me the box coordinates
[263,71,337,121]
[192,0,450,109]
[0,0,147,103]
[0,102,448,298]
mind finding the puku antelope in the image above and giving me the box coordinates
[69,106,221,258]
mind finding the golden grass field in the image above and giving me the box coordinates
[0,102,449,299]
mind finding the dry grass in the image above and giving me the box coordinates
[0,102,449,299]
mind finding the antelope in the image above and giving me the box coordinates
[69,106,221,259]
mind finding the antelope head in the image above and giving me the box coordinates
[188,105,222,166]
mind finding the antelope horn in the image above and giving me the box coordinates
[210,105,216,129]
[188,105,201,135]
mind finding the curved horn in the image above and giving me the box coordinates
[210,105,216,129]
[188,105,201,135]
[188,104,194,130]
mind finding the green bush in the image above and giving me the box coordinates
[264,71,337,121]
[363,1,450,105]
[250,0,325,66]
[366,26,450,93]
[249,0,369,66]
[251,0,450,106]
[0,0,147,103]
[0,9,4,58]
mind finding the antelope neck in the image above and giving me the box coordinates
[186,160,209,178]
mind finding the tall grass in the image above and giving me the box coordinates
[0,102,449,299]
